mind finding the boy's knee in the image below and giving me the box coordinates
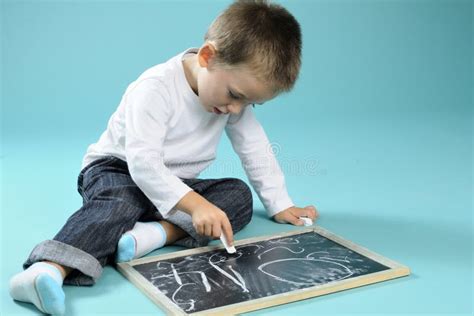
[228,178,252,202]
[230,177,250,191]
[226,178,253,224]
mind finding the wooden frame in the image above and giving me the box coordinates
[117,226,410,315]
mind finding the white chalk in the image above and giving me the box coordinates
[220,234,236,254]
[299,216,313,226]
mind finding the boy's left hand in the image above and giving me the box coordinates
[273,205,319,226]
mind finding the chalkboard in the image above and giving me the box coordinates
[117,227,410,315]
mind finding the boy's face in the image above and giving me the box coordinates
[188,43,275,115]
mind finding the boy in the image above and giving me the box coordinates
[9,0,318,314]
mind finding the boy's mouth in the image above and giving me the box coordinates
[213,107,224,114]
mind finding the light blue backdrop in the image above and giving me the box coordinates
[1,0,472,315]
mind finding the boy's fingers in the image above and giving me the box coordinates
[221,219,234,246]
[212,225,222,239]
[195,224,204,236]
[291,218,304,226]
[313,208,320,220]
[204,224,213,237]
[286,212,304,226]
[304,205,318,219]
[291,208,309,218]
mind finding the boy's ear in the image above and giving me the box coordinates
[198,42,217,68]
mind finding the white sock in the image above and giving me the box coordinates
[116,221,167,262]
[9,262,65,315]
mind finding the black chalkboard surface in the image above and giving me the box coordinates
[117,227,410,315]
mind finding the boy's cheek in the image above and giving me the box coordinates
[199,91,218,109]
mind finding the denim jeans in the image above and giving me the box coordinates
[23,155,253,286]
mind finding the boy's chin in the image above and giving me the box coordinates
[199,103,212,112]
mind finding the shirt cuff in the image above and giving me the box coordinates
[159,180,194,218]
[266,196,295,218]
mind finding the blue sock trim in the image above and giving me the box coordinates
[116,234,136,263]
[35,274,65,315]
[153,222,167,248]
[32,262,62,281]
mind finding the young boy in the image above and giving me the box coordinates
[9,0,318,314]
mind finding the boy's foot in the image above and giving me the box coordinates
[9,262,65,315]
[116,221,167,262]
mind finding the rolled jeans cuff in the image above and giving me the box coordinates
[23,240,102,286]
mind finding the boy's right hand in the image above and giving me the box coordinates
[191,203,234,245]
[175,190,234,246]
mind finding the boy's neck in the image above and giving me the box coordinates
[182,53,199,96]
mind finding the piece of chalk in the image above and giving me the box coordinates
[299,216,313,226]
[220,234,236,254]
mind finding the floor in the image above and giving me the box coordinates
[1,0,472,315]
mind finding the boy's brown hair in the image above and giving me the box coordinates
[204,0,302,95]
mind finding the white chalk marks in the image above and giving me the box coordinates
[150,262,213,312]
[258,258,353,286]
[257,246,304,259]
[209,253,249,293]
[136,232,388,313]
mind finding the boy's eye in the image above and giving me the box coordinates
[228,90,240,100]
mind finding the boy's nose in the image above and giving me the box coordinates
[227,105,241,114]
[227,102,248,114]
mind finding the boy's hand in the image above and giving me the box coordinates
[273,205,319,226]
[175,190,234,246]
[192,203,234,245]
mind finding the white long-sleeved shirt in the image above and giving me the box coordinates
[82,47,294,218]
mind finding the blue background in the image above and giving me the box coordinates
[1,0,472,315]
